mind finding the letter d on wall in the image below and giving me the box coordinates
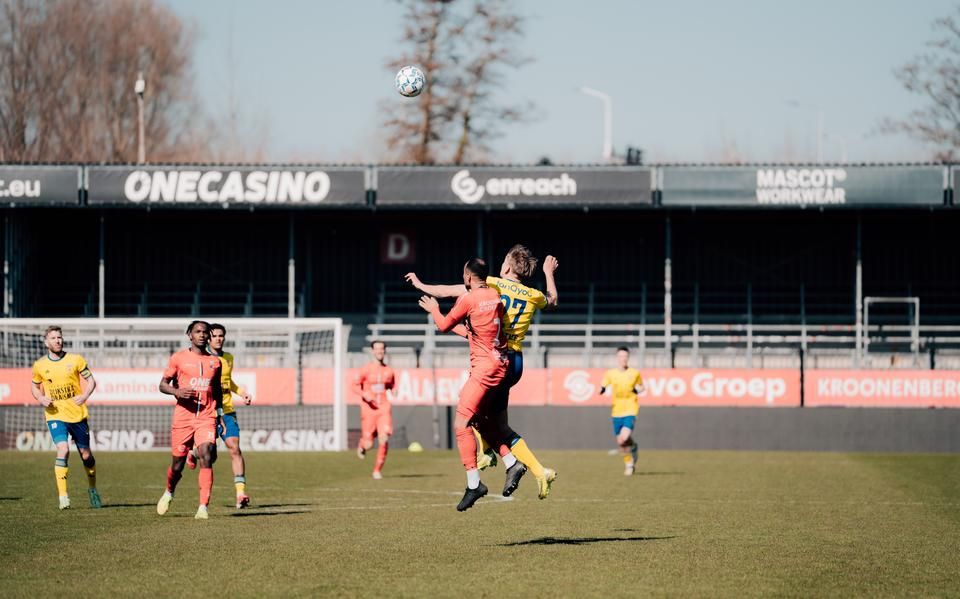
[381,232,416,264]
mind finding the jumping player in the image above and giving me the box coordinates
[599,346,645,476]
[30,326,101,510]
[417,258,522,511]
[156,321,223,519]
[406,245,559,498]
[354,340,396,479]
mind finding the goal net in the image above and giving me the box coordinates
[0,317,347,451]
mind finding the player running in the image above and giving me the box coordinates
[200,323,254,509]
[599,346,646,476]
[30,326,101,510]
[354,340,396,480]
[156,321,224,520]
[417,258,519,512]
[406,244,559,499]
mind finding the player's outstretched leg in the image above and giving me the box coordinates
[493,409,556,498]
[475,417,526,497]
[54,454,69,510]
[224,436,249,508]
[373,439,388,480]
[195,442,216,519]
[617,426,635,476]
[158,455,186,515]
[473,426,497,471]
[454,388,488,511]
[78,448,101,508]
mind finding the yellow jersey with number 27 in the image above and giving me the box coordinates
[486,276,548,353]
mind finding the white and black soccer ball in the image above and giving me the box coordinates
[395,65,425,98]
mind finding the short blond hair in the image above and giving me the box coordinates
[44,326,62,339]
[505,244,538,280]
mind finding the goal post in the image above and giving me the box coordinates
[0,317,348,451]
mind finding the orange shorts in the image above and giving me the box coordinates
[171,418,217,457]
[361,407,393,445]
[457,367,507,423]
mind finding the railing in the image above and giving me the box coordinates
[366,320,960,369]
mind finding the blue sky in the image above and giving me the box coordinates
[162,0,955,163]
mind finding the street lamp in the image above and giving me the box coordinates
[579,86,612,161]
[135,72,146,164]
[786,100,823,163]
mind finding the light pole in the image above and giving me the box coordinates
[135,72,146,164]
[786,100,823,163]
[579,86,612,161]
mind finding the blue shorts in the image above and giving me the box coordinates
[491,351,523,413]
[47,419,90,448]
[612,416,636,436]
[218,412,240,441]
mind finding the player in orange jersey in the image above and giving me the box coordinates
[155,320,224,520]
[418,258,524,511]
[354,340,396,479]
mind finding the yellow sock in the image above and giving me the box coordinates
[85,465,96,489]
[622,454,634,465]
[235,481,246,496]
[511,439,544,478]
[54,459,68,496]
[472,427,489,454]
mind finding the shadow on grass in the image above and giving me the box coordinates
[388,474,446,479]
[0,497,21,501]
[230,510,310,518]
[100,503,156,509]
[249,502,314,508]
[500,535,676,547]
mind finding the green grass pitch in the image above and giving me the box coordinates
[1,449,958,597]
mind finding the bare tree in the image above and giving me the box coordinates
[382,0,459,164]
[449,0,532,164]
[381,0,533,164]
[881,6,960,160]
[0,0,207,163]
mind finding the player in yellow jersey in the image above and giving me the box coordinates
[30,326,101,510]
[199,323,254,509]
[599,346,645,476]
[406,244,559,498]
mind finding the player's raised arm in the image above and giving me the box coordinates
[405,272,468,298]
[419,294,469,333]
[543,255,559,309]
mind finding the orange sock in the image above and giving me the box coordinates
[374,441,388,472]
[455,427,478,470]
[199,468,213,506]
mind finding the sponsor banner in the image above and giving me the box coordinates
[549,368,799,407]
[661,166,945,207]
[376,167,653,207]
[86,166,367,207]
[0,165,80,205]
[327,367,798,407]
[0,368,294,406]
[7,427,338,451]
[806,370,960,408]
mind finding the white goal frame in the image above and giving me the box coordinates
[863,296,920,356]
[0,317,347,450]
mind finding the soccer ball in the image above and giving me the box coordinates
[395,65,425,97]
